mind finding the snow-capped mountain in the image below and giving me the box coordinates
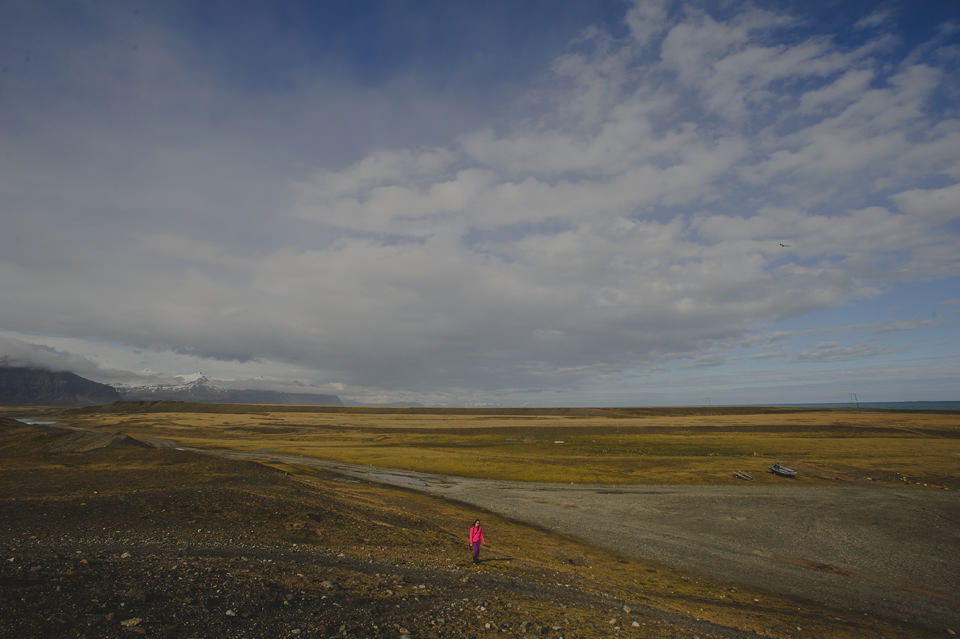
[115,373,217,397]
[115,374,341,406]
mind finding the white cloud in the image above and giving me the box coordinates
[624,0,669,49]
[738,71,949,210]
[302,147,456,201]
[893,183,960,225]
[798,68,874,114]
[0,334,105,376]
[2,1,959,404]
[789,341,896,363]
[855,9,895,31]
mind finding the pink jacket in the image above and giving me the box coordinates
[469,525,486,544]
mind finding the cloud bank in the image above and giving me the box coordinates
[2,1,958,405]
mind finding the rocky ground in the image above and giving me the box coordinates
[0,418,938,638]
[0,418,750,639]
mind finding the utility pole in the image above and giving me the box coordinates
[850,392,860,409]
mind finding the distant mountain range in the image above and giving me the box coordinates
[0,366,121,406]
[115,374,342,406]
[0,367,341,406]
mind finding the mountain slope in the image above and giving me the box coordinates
[0,366,121,406]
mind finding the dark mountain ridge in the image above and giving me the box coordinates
[0,367,341,407]
[0,366,122,406]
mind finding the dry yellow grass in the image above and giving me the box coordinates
[9,404,953,637]
[48,403,960,487]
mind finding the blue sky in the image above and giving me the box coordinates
[1,0,958,406]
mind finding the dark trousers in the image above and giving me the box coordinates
[471,541,481,562]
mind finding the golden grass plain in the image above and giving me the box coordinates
[5,403,959,637]
[36,402,960,488]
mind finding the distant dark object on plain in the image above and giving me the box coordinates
[769,463,797,478]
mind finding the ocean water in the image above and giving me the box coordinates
[773,401,960,411]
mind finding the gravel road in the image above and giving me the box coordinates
[209,448,960,632]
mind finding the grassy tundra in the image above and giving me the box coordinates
[3,403,958,638]
[47,403,960,487]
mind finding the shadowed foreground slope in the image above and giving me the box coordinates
[0,418,939,638]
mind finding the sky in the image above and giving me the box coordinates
[1,0,959,406]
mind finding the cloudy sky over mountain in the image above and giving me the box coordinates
[2,0,958,406]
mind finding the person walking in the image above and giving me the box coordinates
[469,519,486,564]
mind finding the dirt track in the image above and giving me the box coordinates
[210,447,960,631]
